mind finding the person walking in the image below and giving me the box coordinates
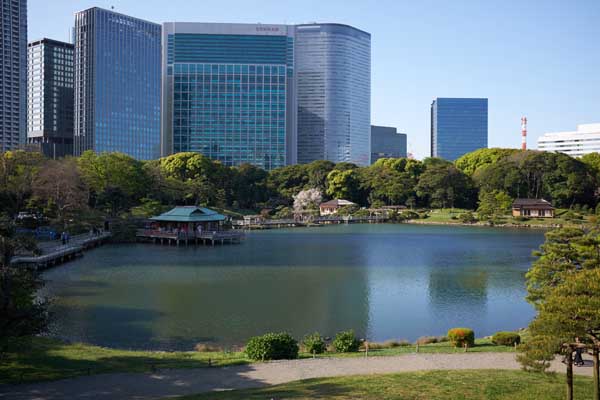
[574,337,585,367]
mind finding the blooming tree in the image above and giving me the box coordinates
[293,189,322,213]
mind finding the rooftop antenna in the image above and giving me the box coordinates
[521,117,528,151]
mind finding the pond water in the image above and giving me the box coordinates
[41,224,545,350]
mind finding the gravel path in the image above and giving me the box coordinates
[1,353,594,400]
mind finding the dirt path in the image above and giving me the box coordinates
[1,353,593,400]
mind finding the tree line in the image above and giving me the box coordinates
[1,148,600,228]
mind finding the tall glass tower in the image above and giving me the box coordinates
[162,23,296,170]
[27,39,74,158]
[295,24,371,166]
[0,0,27,152]
[430,98,488,161]
[73,7,161,160]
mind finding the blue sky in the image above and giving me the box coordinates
[29,0,600,159]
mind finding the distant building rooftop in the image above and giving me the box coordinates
[512,199,554,210]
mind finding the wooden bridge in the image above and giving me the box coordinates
[10,232,112,270]
[234,215,389,230]
[136,229,245,246]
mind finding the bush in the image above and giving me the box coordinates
[416,336,448,345]
[302,332,326,354]
[514,216,530,222]
[333,330,360,353]
[194,343,222,352]
[447,328,475,348]
[492,331,521,346]
[458,212,477,224]
[366,339,411,350]
[245,332,299,361]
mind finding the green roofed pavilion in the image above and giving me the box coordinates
[150,206,227,223]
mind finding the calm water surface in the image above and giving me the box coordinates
[42,224,545,350]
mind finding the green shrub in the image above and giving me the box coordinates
[458,212,477,224]
[514,216,530,222]
[416,336,448,345]
[447,328,475,348]
[333,330,360,353]
[492,331,521,346]
[302,332,326,354]
[245,332,299,361]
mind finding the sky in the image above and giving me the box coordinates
[29,0,600,159]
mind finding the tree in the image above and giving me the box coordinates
[415,160,476,209]
[326,169,361,202]
[0,217,48,357]
[520,226,600,399]
[477,190,512,219]
[520,269,600,400]
[455,148,520,176]
[0,151,45,215]
[293,189,322,213]
[33,159,89,226]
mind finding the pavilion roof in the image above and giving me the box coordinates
[150,206,227,223]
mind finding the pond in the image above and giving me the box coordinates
[41,224,545,350]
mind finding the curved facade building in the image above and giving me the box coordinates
[295,24,371,166]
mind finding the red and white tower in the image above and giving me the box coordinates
[521,117,528,151]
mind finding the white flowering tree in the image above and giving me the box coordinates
[293,189,322,214]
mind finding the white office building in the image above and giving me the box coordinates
[538,123,600,157]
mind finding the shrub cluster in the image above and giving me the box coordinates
[416,336,448,345]
[333,330,360,353]
[447,328,475,348]
[492,331,521,346]
[245,332,299,361]
[302,332,326,354]
[366,339,411,350]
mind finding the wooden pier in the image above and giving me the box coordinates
[10,232,112,270]
[136,229,245,246]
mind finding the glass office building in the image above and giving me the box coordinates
[295,24,371,166]
[0,0,27,152]
[430,98,488,161]
[74,7,161,160]
[162,23,296,170]
[27,39,74,158]
[371,125,407,164]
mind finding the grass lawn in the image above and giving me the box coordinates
[0,337,514,385]
[415,208,589,228]
[180,370,593,400]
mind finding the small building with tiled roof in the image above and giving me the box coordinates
[512,199,555,218]
[319,199,357,216]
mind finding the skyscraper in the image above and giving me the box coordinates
[73,7,161,160]
[0,0,27,152]
[27,39,74,158]
[161,23,296,170]
[295,24,371,166]
[430,98,488,161]
[370,125,407,164]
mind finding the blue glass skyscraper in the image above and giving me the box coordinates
[371,125,407,163]
[295,24,371,166]
[73,7,161,160]
[430,98,488,161]
[162,23,296,170]
[0,0,27,152]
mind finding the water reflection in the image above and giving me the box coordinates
[43,224,543,350]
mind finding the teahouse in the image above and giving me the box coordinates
[512,199,555,218]
[137,206,244,246]
[319,199,357,216]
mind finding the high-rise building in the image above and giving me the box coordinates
[430,98,488,161]
[295,24,371,166]
[73,7,161,160]
[161,23,296,170]
[27,39,74,158]
[538,123,600,157]
[370,125,407,164]
[0,0,27,152]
